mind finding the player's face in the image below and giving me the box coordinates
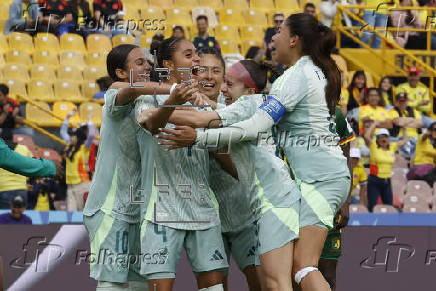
[198,54,224,100]
[271,22,295,66]
[221,69,249,106]
[124,48,151,83]
[168,40,200,83]
[367,91,380,106]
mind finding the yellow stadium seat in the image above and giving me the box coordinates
[190,25,213,39]
[240,26,264,40]
[0,19,7,33]
[218,9,244,26]
[86,34,112,53]
[0,53,5,68]
[0,34,9,53]
[34,33,59,52]
[192,7,218,28]
[59,51,86,70]
[215,25,239,41]
[250,0,274,11]
[122,7,140,21]
[174,0,198,7]
[275,0,300,10]
[139,34,153,48]
[57,65,83,82]
[5,49,32,66]
[150,0,173,9]
[30,64,56,80]
[83,66,107,81]
[82,81,100,99]
[223,0,248,10]
[0,3,9,19]
[166,8,192,27]
[28,80,55,102]
[52,101,81,125]
[33,50,59,66]
[112,34,135,47]
[4,79,27,99]
[8,33,34,54]
[242,9,267,27]
[3,63,29,81]
[26,101,57,127]
[79,102,102,125]
[123,0,146,9]
[331,54,348,74]
[54,81,85,102]
[86,52,107,67]
[140,7,166,21]
[241,39,263,55]
[218,39,239,54]
[60,33,87,53]
[198,0,223,9]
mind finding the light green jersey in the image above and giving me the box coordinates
[135,94,220,231]
[83,89,142,223]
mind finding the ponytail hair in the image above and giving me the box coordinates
[286,13,341,116]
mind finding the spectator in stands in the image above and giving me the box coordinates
[193,15,220,52]
[397,67,434,128]
[92,0,124,37]
[0,129,32,209]
[320,0,338,27]
[93,76,112,99]
[0,84,31,137]
[4,0,39,35]
[358,88,392,135]
[360,0,388,48]
[69,0,93,37]
[28,178,58,210]
[38,0,74,36]
[349,148,368,205]
[0,196,31,224]
[346,71,368,132]
[146,32,164,63]
[364,123,409,212]
[61,110,94,211]
[407,122,436,182]
[263,12,284,60]
[172,26,185,39]
[304,3,317,17]
[338,68,350,114]
[354,118,371,167]
[389,92,423,158]
[379,76,395,108]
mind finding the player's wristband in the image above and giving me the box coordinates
[169,83,178,95]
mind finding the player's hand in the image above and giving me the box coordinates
[169,82,199,105]
[188,92,211,107]
[137,108,159,128]
[157,126,197,150]
[334,196,350,230]
[66,109,76,118]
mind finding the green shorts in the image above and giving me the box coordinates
[255,201,300,265]
[298,177,350,230]
[140,220,228,279]
[83,210,143,283]
[320,229,342,260]
[222,222,258,274]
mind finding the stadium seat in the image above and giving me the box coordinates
[275,0,300,10]
[139,34,153,48]
[0,19,6,34]
[33,50,59,66]
[218,39,240,54]
[349,204,368,213]
[192,7,218,28]
[403,192,431,208]
[57,65,83,82]
[86,34,112,53]
[198,0,223,9]
[373,205,398,213]
[242,9,267,27]
[122,7,140,21]
[223,0,248,10]
[189,24,213,39]
[26,101,56,127]
[60,33,87,53]
[0,34,9,53]
[250,0,274,11]
[140,7,166,22]
[0,3,9,19]
[175,0,199,7]
[332,54,348,74]
[218,9,245,26]
[393,154,408,169]
[34,33,60,52]
[4,79,27,99]
[13,134,36,151]
[54,81,85,102]
[0,53,5,67]
[214,25,239,40]
[59,51,86,70]
[79,102,102,125]
[406,180,433,198]
[86,52,107,67]
[82,81,100,99]
[30,64,56,81]
[28,80,56,102]
[150,0,174,9]
[403,204,431,213]
[3,63,29,81]
[241,39,263,56]
[8,32,34,54]
[166,8,192,27]
[5,49,32,66]
[37,148,62,162]
[112,34,136,47]
[83,66,107,81]
[54,201,67,211]
[240,26,265,40]
[52,101,81,124]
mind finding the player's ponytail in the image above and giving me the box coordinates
[286,13,341,116]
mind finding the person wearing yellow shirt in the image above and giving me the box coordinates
[358,88,392,135]
[396,67,435,128]
[349,148,368,206]
[389,92,423,158]
[407,122,436,182]
[364,122,409,212]
[361,0,392,48]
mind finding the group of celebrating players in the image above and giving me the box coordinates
[83,13,353,291]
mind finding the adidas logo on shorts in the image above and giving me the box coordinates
[210,250,224,261]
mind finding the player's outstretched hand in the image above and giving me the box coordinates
[169,81,199,105]
[157,126,197,151]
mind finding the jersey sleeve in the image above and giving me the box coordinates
[389,109,399,119]
[104,89,132,119]
[391,142,399,152]
[134,95,155,118]
[216,95,260,127]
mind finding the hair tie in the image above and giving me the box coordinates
[228,62,260,93]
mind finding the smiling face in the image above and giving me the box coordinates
[408,73,420,87]
[198,54,224,101]
[367,90,380,106]
[116,47,151,83]
[221,68,250,105]
[380,78,392,92]
[354,75,366,89]
[164,40,200,83]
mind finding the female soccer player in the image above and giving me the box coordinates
[83,44,192,291]
[157,14,351,291]
[135,37,227,291]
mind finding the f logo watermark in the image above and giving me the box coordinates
[361,237,415,272]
